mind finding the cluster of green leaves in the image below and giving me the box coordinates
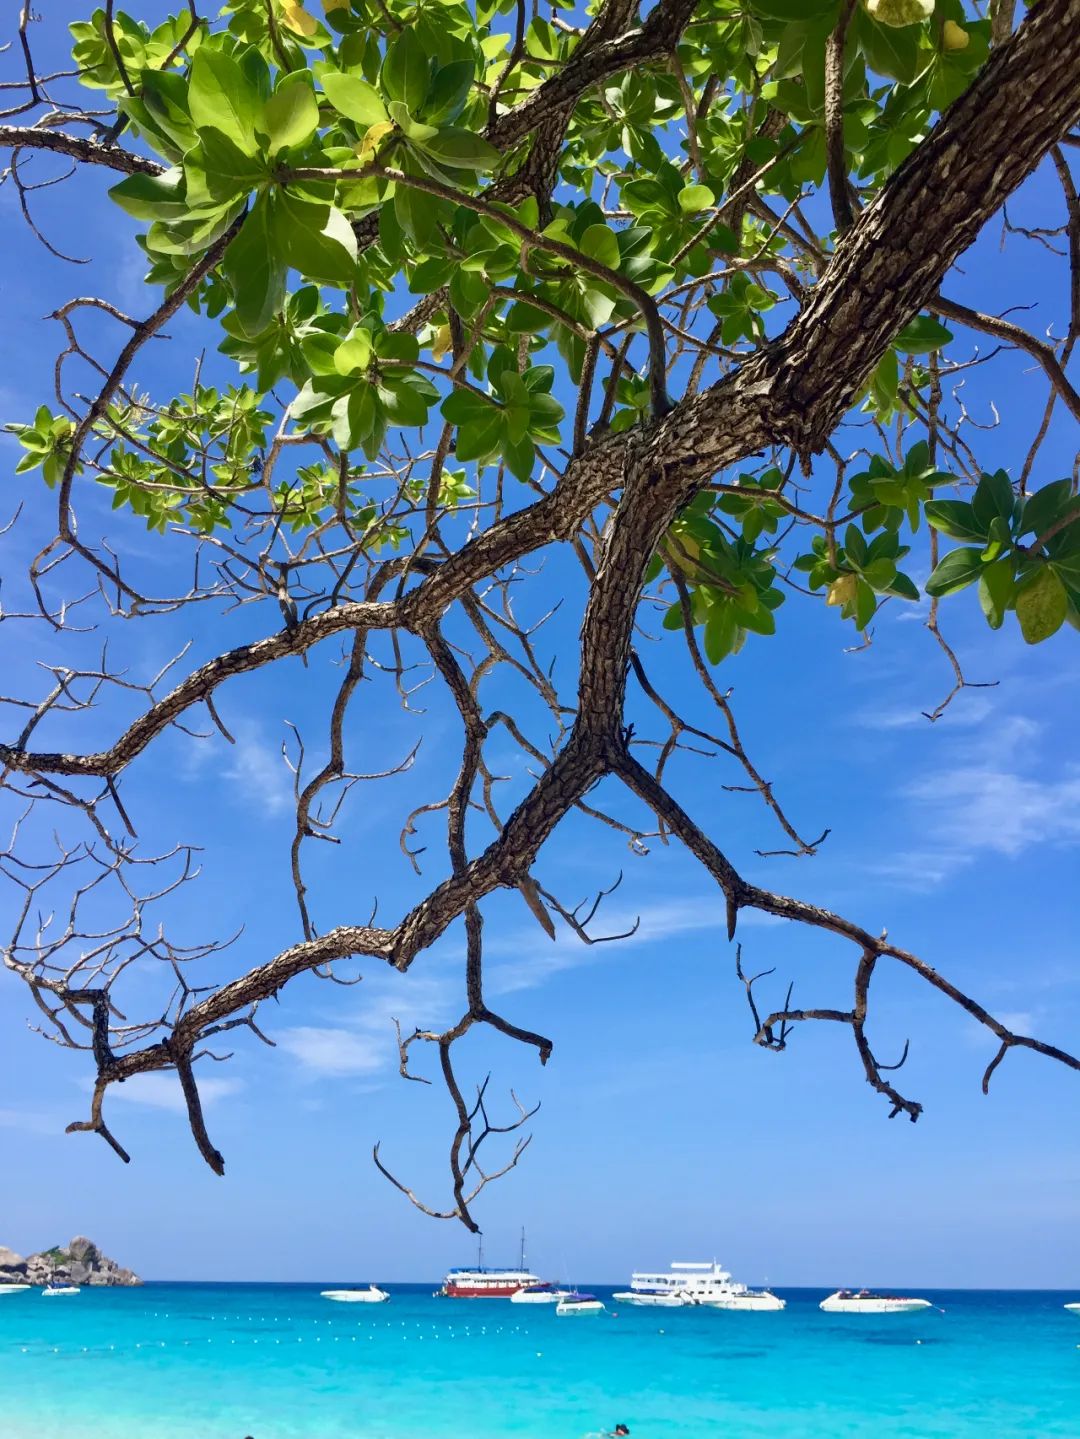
[16,0,1073,672]
[925,474,1080,643]
[441,352,564,480]
[651,492,786,663]
[5,407,80,490]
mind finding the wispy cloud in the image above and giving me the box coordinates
[276,970,458,1079]
[0,1106,65,1135]
[276,1026,386,1077]
[221,719,294,816]
[855,692,996,731]
[871,715,1080,888]
[96,1072,244,1113]
[487,895,774,996]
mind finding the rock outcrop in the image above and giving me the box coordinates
[0,1235,141,1287]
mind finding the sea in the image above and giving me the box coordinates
[1,1284,1078,1438]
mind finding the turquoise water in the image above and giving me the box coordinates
[1,1284,1078,1437]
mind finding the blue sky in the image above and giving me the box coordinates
[1,17,1079,1290]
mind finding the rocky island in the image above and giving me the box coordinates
[0,1236,141,1287]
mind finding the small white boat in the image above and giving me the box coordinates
[556,1291,605,1316]
[510,1282,574,1305]
[1065,1302,1080,1315]
[613,1261,785,1311]
[820,1289,931,1315]
[0,1285,31,1296]
[320,1285,389,1303]
[42,1284,80,1297]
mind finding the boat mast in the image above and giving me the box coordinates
[520,1227,526,1271]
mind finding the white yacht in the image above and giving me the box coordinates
[820,1289,931,1315]
[510,1282,573,1305]
[0,1284,31,1296]
[613,1261,785,1311]
[320,1285,389,1303]
[555,1291,605,1316]
[1064,1302,1080,1315]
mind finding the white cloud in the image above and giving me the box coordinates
[487,895,760,996]
[870,716,1080,888]
[101,1072,243,1112]
[276,1025,387,1077]
[221,720,294,816]
[0,1106,64,1135]
[856,692,996,730]
[905,765,1080,859]
[275,970,459,1080]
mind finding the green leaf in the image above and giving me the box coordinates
[978,558,1014,630]
[894,315,953,354]
[223,198,286,336]
[333,329,373,375]
[196,126,267,199]
[188,46,261,156]
[924,500,987,543]
[1020,479,1077,540]
[422,60,474,125]
[414,127,501,171]
[677,183,716,214]
[382,29,430,113]
[854,7,921,84]
[320,71,389,127]
[579,223,620,270]
[273,193,358,282]
[109,167,188,221]
[1015,564,1068,644]
[972,469,1016,531]
[264,72,320,155]
[924,546,984,598]
[704,604,738,664]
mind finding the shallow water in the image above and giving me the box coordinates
[2,1284,1078,1437]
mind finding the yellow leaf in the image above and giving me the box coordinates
[353,119,395,164]
[280,1,317,37]
[826,574,857,608]
[432,324,452,363]
[942,19,969,51]
[323,0,349,10]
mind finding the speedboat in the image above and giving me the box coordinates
[42,1283,80,1297]
[613,1261,785,1311]
[556,1291,605,1316]
[1065,1302,1080,1315]
[0,1284,31,1296]
[320,1285,389,1303]
[820,1289,931,1315]
[510,1282,573,1305]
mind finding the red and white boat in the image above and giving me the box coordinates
[437,1233,540,1298]
[438,1265,540,1298]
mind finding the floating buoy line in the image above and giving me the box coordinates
[4,1312,555,1359]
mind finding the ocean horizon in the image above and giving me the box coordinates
[3,1281,1078,1437]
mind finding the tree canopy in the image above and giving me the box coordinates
[1,0,1078,1228]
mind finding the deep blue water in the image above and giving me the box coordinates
[1,1283,1078,1437]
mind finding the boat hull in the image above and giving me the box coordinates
[1065,1303,1080,1314]
[0,1285,31,1295]
[320,1288,388,1303]
[441,1284,527,1298]
[820,1296,930,1315]
[556,1300,605,1316]
[42,1288,80,1297]
[510,1290,571,1305]
[698,1294,786,1312]
[611,1292,686,1307]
